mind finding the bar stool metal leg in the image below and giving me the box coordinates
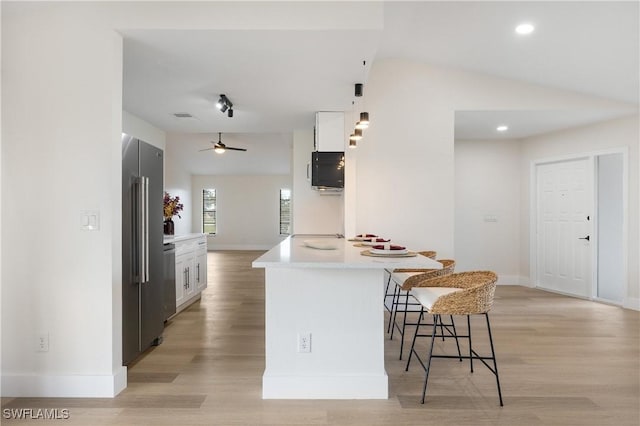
[399,289,410,360]
[467,315,474,373]
[450,315,463,362]
[405,307,424,372]
[485,313,504,406]
[421,315,438,404]
[389,283,400,337]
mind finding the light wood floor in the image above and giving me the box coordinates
[2,250,639,425]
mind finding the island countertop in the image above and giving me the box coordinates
[163,233,206,244]
[252,235,442,270]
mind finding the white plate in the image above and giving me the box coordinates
[353,235,378,241]
[303,240,338,250]
[360,239,391,246]
[370,248,408,255]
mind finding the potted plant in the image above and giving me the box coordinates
[163,192,184,235]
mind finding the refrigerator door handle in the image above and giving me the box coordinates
[144,176,150,283]
[136,176,144,283]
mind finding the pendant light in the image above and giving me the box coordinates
[355,60,370,131]
[348,100,358,148]
[355,112,369,130]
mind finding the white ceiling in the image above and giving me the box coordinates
[168,132,292,176]
[122,1,639,173]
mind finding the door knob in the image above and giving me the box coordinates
[579,235,590,241]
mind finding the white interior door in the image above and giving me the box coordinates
[536,158,592,297]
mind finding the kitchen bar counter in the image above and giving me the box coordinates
[252,235,441,399]
[253,235,442,270]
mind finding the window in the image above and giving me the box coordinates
[279,189,291,235]
[203,189,216,234]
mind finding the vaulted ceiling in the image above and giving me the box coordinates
[122,1,638,173]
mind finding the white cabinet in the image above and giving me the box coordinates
[194,239,208,293]
[175,254,194,307]
[315,112,345,151]
[172,234,208,312]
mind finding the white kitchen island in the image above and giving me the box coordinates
[252,235,442,399]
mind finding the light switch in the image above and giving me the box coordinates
[81,210,100,231]
[484,215,498,223]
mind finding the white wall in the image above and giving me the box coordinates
[454,139,522,282]
[292,129,344,235]
[597,153,625,303]
[122,110,166,151]
[520,116,639,307]
[355,58,636,260]
[164,133,193,236]
[2,3,126,396]
[191,175,291,250]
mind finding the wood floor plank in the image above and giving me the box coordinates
[2,250,638,425]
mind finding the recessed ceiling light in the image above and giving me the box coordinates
[497,125,509,132]
[515,23,535,35]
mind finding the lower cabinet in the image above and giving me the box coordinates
[174,235,208,312]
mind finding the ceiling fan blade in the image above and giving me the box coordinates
[225,147,247,151]
[199,148,215,152]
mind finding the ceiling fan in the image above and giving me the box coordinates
[200,132,247,154]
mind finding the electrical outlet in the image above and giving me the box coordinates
[37,333,49,352]
[297,332,311,353]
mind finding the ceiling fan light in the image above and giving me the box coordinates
[214,147,225,154]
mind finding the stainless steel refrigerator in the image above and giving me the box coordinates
[122,134,165,365]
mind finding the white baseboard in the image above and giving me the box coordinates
[208,244,273,250]
[1,367,127,397]
[263,373,388,399]
[624,297,640,311]
[496,274,531,286]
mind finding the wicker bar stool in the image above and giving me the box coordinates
[388,259,456,359]
[405,271,503,406]
[384,250,436,319]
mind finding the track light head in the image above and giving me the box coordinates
[355,83,363,97]
[216,94,226,110]
[215,94,234,117]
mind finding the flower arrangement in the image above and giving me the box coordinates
[163,192,184,220]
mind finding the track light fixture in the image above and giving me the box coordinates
[215,94,234,117]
